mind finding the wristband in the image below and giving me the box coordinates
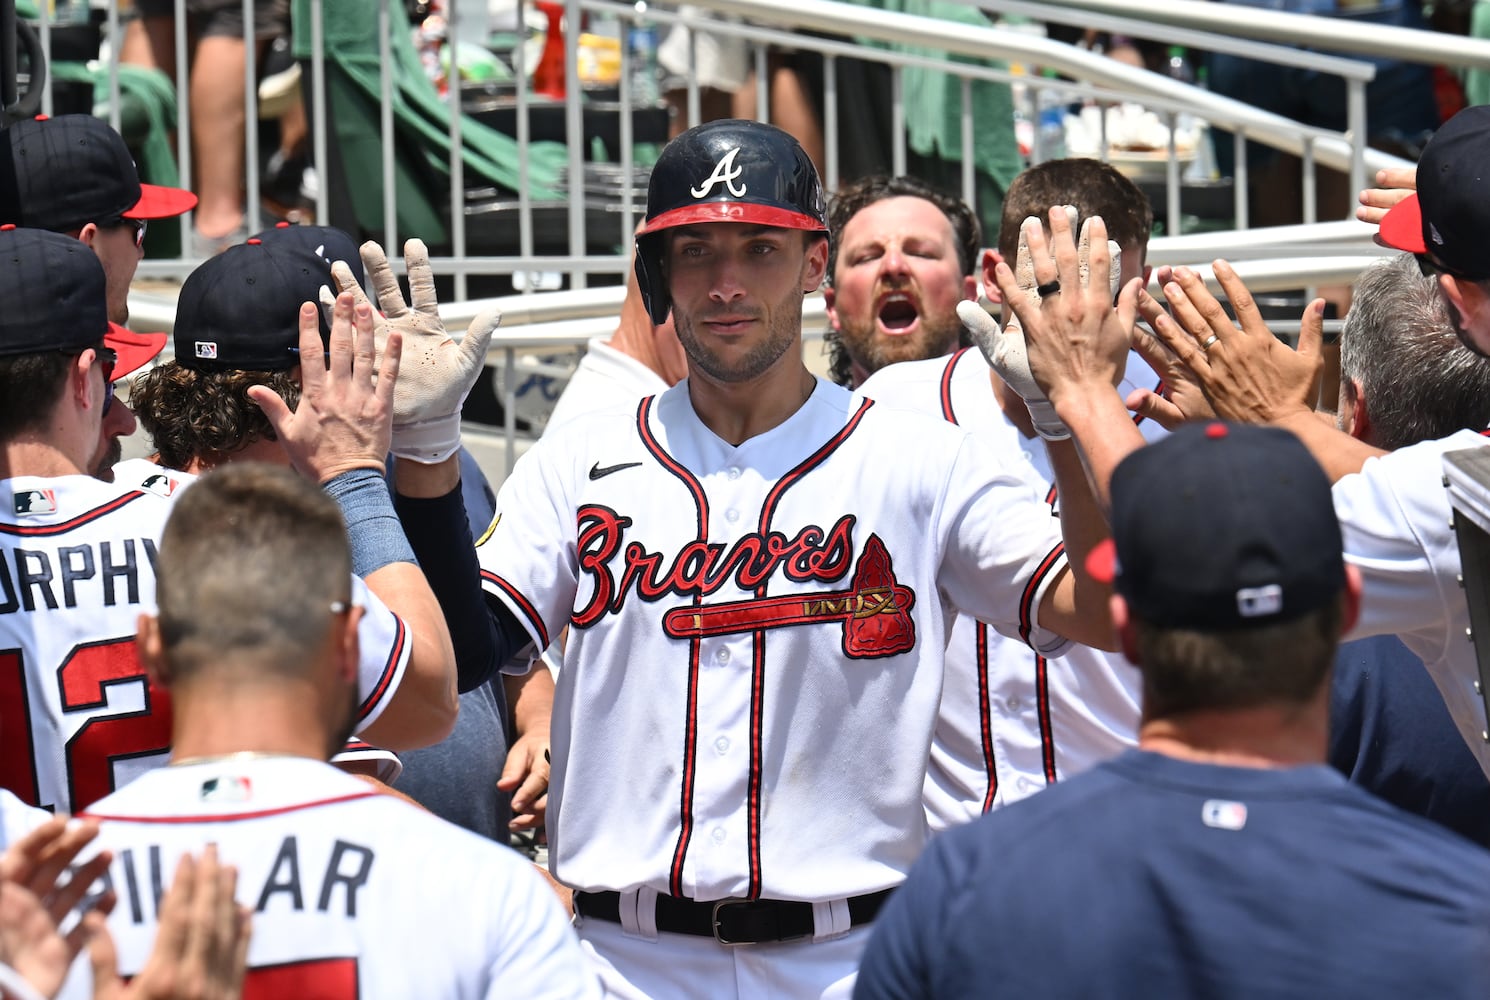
[391,413,462,464]
[1026,400,1072,441]
[324,468,417,577]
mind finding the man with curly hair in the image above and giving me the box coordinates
[822,175,981,388]
[126,230,555,836]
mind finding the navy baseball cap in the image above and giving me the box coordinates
[1087,422,1345,630]
[250,221,366,288]
[0,115,197,233]
[173,238,332,372]
[0,225,109,356]
[1380,106,1490,280]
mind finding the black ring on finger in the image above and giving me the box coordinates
[1036,280,1061,298]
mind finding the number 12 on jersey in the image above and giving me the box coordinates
[0,638,173,813]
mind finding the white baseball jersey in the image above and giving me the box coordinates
[478,378,1072,903]
[0,472,409,815]
[1331,428,1490,777]
[855,348,1158,829]
[545,336,671,434]
[81,757,599,999]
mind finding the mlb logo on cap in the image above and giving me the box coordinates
[195,342,218,360]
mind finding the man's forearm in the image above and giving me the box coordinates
[1274,410,1386,483]
[1053,386,1149,512]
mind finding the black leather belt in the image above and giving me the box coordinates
[575,888,894,945]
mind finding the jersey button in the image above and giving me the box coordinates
[712,827,727,843]
[1006,696,1021,711]
[727,466,742,480]
[715,736,730,754]
[716,648,731,664]
[725,508,740,523]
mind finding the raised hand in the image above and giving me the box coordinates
[327,239,501,464]
[248,294,403,483]
[1145,261,1323,425]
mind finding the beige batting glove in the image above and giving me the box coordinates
[343,239,501,464]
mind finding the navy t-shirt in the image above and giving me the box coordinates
[1329,635,1490,846]
[855,750,1490,999]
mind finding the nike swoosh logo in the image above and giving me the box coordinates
[589,461,643,480]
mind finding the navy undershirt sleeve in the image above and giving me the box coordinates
[393,483,526,692]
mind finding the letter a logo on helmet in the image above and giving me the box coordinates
[690,147,747,199]
[633,120,829,325]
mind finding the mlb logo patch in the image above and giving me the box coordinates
[1201,799,1248,831]
[195,341,219,360]
[200,775,253,804]
[13,488,56,516]
[142,473,177,498]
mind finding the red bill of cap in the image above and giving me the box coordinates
[105,323,167,379]
[1378,193,1427,254]
[1085,538,1118,585]
[124,182,198,221]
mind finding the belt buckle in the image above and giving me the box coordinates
[711,899,760,946]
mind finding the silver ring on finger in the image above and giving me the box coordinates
[1201,334,1220,350]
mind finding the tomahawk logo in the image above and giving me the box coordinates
[690,147,747,199]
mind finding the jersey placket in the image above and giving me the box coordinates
[680,457,765,900]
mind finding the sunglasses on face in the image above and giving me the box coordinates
[107,217,147,249]
[1416,252,1476,283]
[95,346,117,417]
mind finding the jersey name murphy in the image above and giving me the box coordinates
[571,506,916,658]
[0,536,155,615]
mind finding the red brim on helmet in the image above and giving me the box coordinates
[106,323,167,379]
[1378,193,1427,254]
[639,201,827,235]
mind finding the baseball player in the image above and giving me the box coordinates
[0,225,452,822]
[855,422,1490,1000]
[81,462,597,1000]
[855,159,1161,827]
[469,120,1115,997]
[822,174,981,388]
[0,114,198,482]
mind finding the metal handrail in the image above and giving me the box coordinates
[1044,0,1490,70]
[979,0,1377,81]
[675,0,1403,195]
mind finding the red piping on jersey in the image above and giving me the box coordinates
[357,613,406,720]
[1018,542,1065,648]
[1035,654,1058,784]
[933,359,1001,812]
[635,396,711,899]
[481,570,551,650]
[0,491,148,536]
[744,396,875,898]
[939,348,970,424]
[81,790,379,824]
[975,624,998,812]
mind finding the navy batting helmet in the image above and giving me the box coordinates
[634,119,828,325]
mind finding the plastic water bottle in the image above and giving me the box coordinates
[627,7,660,108]
[1032,70,1066,164]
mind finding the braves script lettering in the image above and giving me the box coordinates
[572,506,856,627]
[690,147,748,199]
